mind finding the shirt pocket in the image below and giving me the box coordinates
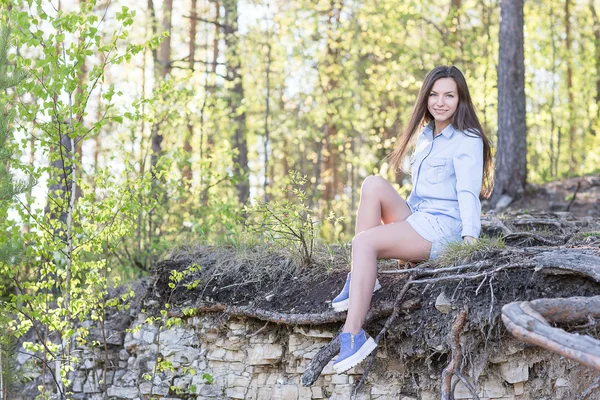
[424,157,449,184]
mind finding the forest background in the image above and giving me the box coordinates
[0,0,599,397]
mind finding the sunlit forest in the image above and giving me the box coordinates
[0,0,599,397]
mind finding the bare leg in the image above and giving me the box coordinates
[343,221,431,334]
[355,176,412,235]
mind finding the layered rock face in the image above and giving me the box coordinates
[15,309,592,400]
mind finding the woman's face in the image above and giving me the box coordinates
[427,77,459,125]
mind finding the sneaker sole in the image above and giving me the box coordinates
[333,337,377,374]
[331,280,382,312]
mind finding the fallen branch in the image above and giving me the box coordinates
[502,296,600,371]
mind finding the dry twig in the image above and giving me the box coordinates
[577,375,600,400]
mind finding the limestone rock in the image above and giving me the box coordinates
[514,382,525,395]
[495,194,513,211]
[106,386,139,398]
[555,378,570,388]
[435,291,452,314]
[247,344,284,365]
[499,360,529,383]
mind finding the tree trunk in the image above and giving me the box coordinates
[263,31,272,203]
[565,0,576,175]
[200,0,220,206]
[322,0,343,208]
[491,0,527,206]
[148,0,173,181]
[182,0,198,189]
[223,0,249,204]
[591,1,600,137]
[447,0,463,63]
[46,128,73,234]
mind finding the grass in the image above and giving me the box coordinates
[569,231,600,242]
[435,236,505,267]
[583,232,600,237]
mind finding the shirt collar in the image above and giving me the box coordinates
[422,121,456,139]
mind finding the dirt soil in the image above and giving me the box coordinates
[489,175,600,217]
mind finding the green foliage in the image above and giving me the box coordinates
[0,23,27,294]
[0,1,155,396]
[0,22,29,395]
[136,264,213,397]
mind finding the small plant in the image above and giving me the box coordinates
[245,171,319,267]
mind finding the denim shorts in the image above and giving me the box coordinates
[406,211,462,259]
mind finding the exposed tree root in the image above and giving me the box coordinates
[502,231,566,246]
[441,309,479,400]
[163,243,600,395]
[511,218,564,232]
[169,298,420,326]
[502,296,600,371]
[301,333,340,387]
[532,250,600,283]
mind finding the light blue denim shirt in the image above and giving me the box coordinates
[407,122,484,238]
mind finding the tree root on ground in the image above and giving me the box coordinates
[502,296,600,371]
[441,309,479,400]
[168,298,420,325]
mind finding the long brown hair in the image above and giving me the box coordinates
[388,66,494,198]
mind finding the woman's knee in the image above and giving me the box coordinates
[351,232,378,256]
[361,175,390,195]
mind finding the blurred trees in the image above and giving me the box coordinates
[0,0,596,264]
[1,0,598,261]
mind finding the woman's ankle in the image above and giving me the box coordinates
[342,324,362,335]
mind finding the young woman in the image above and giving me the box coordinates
[330,65,494,374]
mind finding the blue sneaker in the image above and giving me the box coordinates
[331,272,382,312]
[333,329,377,374]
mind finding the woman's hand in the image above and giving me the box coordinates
[463,236,477,245]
